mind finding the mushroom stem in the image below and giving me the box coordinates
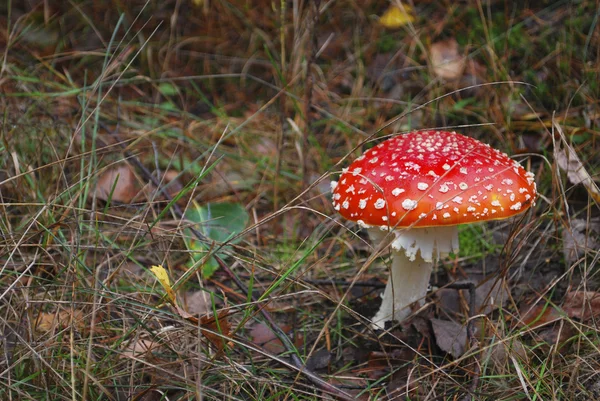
[371,250,433,329]
[367,226,458,329]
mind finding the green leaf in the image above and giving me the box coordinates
[158,82,178,96]
[184,202,249,279]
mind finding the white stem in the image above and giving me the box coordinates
[366,226,458,330]
[371,250,433,329]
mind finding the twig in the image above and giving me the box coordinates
[99,124,355,400]
[300,277,387,289]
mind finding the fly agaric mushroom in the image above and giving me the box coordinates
[331,130,536,329]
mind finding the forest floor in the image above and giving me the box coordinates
[1,1,599,400]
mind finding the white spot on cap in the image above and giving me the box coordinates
[525,172,535,184]
[443,163,451,170]
[510,202,522,210]
[435,202,444,210]
[359,199,367,209]
[453,196,463,204]
[330,181,338,191]
[439,184,450,193]
[459,182,468,190]
[491,200,501,207]
[382,216,388,221]
[443,212,451,219]
[460,167,468,174]
[417,182,429,190]
[342,200,349,209]
[374,198,386,209]
[352,168,362,176]
[402,199,418,210]
[345,185,355,194]
[368,157,379,164]
[333,193,341,200]
[392,188,405,196]
[467,206,476,212]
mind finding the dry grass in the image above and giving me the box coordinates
[1,0,599,400]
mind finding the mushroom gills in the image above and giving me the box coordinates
[390,226,459,262]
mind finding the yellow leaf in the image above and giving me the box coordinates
[150,265,176,304]
[379,4,415,29]
[191,0,204,6]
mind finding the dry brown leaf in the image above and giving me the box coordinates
[562,218,600,264]
[95,164,140,203]
[488,337,528,374]
[36,309,86,332]
[519,303,562,329]
[122,338,160,358]
[200,311,232,351]
[563,291,600,321]
[181,290,212,317]
[306,348,331,371]
[431,318,467,358]
[248,322,303,354]
[475,278,510,315]
[436,277,509,317]
[430,38,466,80]
[555,145,600,202]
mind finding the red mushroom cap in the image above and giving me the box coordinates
[331,131,536,228]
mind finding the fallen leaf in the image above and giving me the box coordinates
[249,322,286,354]
[562,218,600,265]
[519,303,562,329]
[95,164,140,203]
[436,277,509,317]
[122,338,160,358]
[184,202,250,279]
[306,348,331,371]
[488,337,528,374]
[181,290,212,317]
[475,278,510,315]
[248,322,303,354]
[36,309,86,332]
[431,318,467,358]
[379,4,415,29]
[199,311,231,351]
[150,265,176,304]
[430,38,466,80]
[563,291,600,321]
[362,349,414,380]
[555,144,600,202]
